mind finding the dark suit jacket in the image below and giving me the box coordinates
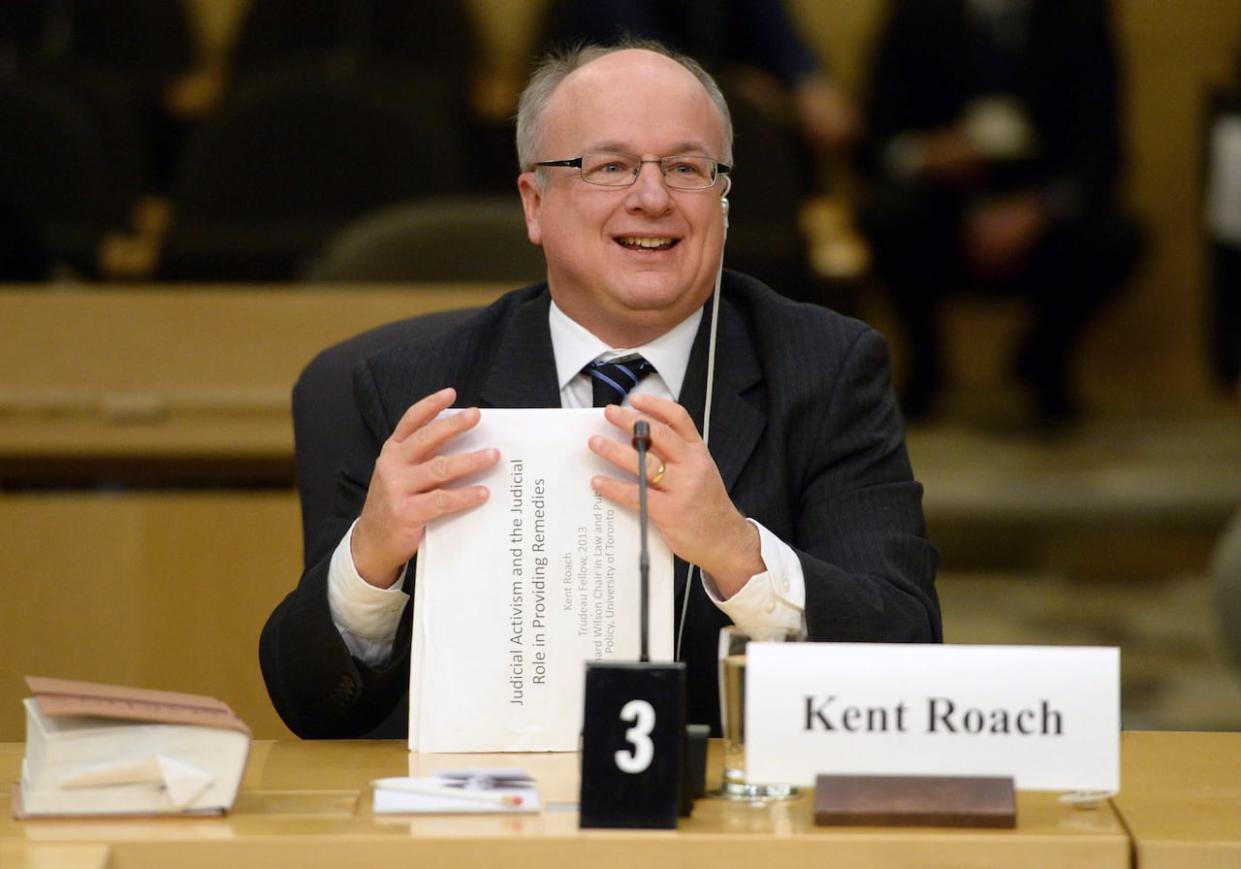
[260,271,941,738]
[865,0,1124,208]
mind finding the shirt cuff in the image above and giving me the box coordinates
[327,521,410,662]
[701,520,806,633]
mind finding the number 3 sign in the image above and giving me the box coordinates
[579,661,686,829]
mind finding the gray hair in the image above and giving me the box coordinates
[515,38,734,173]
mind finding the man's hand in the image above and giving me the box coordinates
[917,126,985,185]
[351,388,499,588]
[588,394,764,599]
[794,75,860,153]
[964,191,1048,280]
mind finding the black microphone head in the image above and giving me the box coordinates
[632,420,651,450]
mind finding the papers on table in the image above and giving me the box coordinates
[372,770,539,814]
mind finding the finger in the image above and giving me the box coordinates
[408,485,491,525]
[391,388,456,442]
[627,393,702,442]
[588,435,665,485]
[591,475,668,514]
[397,406,483,463]
[408,447,500,494]
[602,404,689,463]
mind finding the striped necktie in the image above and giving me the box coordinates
[584,355,656,407]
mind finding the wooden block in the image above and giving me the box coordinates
[814,774,1016,828]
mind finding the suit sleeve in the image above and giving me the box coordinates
[259,359,415,738]
[790,326,942,643]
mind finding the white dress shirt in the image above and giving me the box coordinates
[328,301,807,665]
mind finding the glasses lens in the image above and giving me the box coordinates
[661,156,716,189]
[580,152,639,186]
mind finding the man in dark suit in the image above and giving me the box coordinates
[261,41,940,739]
[859,0,1143,423]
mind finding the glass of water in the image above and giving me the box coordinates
[717,624,801,800]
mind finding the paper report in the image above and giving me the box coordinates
[409,409,673,751]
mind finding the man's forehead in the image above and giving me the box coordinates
[545,49,723,152]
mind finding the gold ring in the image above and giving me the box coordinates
[651,463,666,486]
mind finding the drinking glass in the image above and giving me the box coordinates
[716,624,801,800]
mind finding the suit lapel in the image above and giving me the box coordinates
[478,290,561,409]
[681,292,765,493]
[673,287,766,614]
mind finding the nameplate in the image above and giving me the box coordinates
[746,644,1119,793]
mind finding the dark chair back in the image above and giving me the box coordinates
[162,65,468,280]
[0,76,137,274]
[305,196,545,284]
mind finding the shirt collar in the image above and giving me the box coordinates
[548,299,703,400]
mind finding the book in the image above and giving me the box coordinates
[409,408,674,752]
[14,676,250,818]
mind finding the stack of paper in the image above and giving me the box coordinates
[409,409,673,752]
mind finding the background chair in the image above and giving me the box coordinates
[230,0,475,99]
[0,76,139,276]
[304,195,545,284]
[160,65,467,280]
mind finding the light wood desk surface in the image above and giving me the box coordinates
[1114,730,1241,868]
[1,739,1130,869]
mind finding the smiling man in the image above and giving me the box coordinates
[260,41,941,739]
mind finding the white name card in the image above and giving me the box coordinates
[746,644,1119,793]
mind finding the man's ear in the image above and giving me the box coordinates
[517,172,544,246]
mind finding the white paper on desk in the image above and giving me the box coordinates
[372,777,540,814]
[409,408,674,752]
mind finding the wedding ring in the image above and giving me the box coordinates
[650,463,666,486]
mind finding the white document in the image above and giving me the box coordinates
[746,643,1119,793]
[409,408,674,752]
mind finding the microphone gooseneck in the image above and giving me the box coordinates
[632,420,653,663]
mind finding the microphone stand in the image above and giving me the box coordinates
[632,420,652,663]
[577,419,688,828]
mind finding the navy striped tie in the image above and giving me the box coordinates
[584,355,656,407]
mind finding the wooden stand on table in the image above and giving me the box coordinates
[814,774,1016,828]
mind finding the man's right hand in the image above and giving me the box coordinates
[350,387,499,588]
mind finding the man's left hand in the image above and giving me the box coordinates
[588,393,765,598]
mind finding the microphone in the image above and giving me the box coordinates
[632,420,652,663]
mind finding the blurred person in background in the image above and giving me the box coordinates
[858,0,1143,424]
[536,0,858,160]
[1206,37,1241,404]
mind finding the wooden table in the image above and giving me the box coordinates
[1,740,1130,869]
[1113,731,1241,868]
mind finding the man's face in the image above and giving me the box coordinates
[518,50,729,347]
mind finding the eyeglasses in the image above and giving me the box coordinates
[534,150,731,190]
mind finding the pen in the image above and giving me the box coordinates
[371,778,525,807]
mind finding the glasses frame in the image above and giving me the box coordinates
[533,152,732,190]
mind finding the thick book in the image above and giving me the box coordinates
[409,408,674,752]
[14,676,250,818]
